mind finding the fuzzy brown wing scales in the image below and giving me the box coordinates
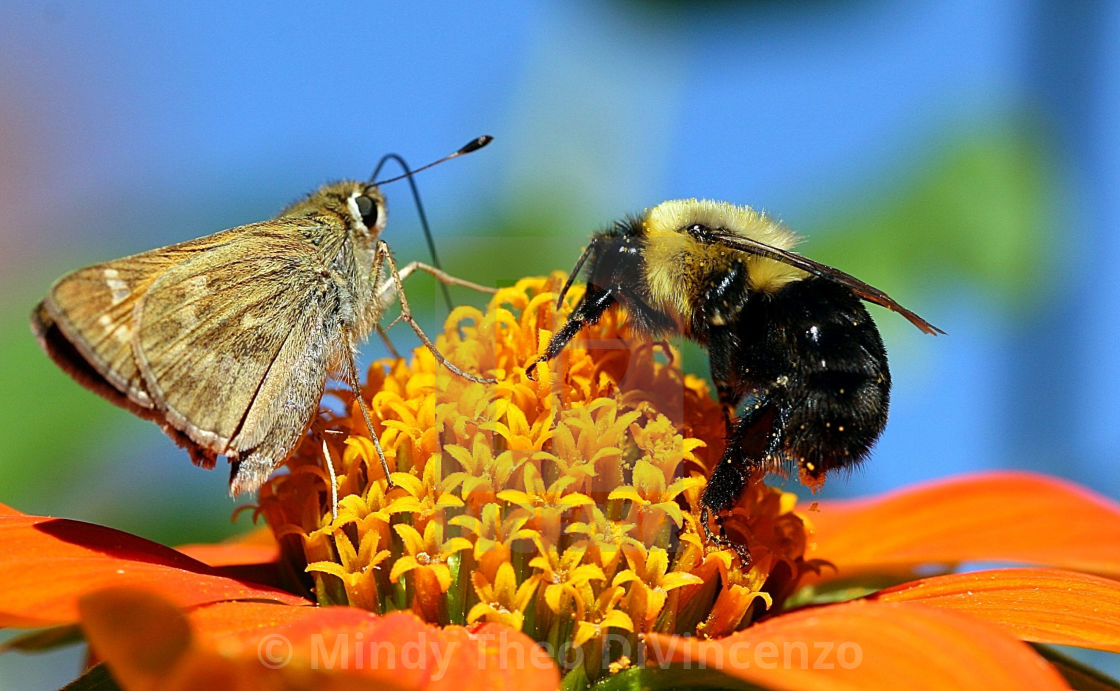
[32,224,260,408]
[133,235,349,473]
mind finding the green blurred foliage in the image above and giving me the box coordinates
[806,120,1055,312]
[0,298,113,495]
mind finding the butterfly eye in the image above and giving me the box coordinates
[355,195,379,228]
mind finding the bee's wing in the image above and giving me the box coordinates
[34,225,253,408]
[707,228,945,335]
[132,226,348,463]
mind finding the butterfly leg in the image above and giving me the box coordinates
[374,241,496,384]
[375,324,402,359]
[372,261,493,334]
[368,253,405,356]
[340,347,396,487]
[389,261,497,296]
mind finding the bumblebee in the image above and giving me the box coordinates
[529,199,942,558]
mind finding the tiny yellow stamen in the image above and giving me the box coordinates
[256,275,814,682]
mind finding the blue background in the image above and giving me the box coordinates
[1,1,1117,686]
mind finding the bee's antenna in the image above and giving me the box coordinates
[556,239,597,309]
[371,136,493,311]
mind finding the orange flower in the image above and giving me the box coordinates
[2,276,1119,689]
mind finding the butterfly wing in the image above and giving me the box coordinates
[132,224,351,486]
[33,225,252,409]
[706,227,945,335]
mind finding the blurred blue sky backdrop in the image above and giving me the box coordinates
[1,1,1118,682]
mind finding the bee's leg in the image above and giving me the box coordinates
[700,506,751,565]
[374,241,496,384]
[715,386,738,438]
[340,345,396,487]
[700,459,752,566]
[707,331,741,438]
[700,391,777,566]
[701,404,790,563]
[525,284,618,380]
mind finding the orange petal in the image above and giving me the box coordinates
[187,600,562,689]
[0,512,306,627]
[79,587,195,690]
[80,590,561,690]
[808,472,1120,578]
[80,588,382,690]
[645,600,1067,690]
[176,526,279,567]
[174,527,289,589]
[873,567,1120,653]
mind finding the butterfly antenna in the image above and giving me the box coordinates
[371,136,492,311]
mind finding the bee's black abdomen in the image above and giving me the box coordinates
[714,278,890,492]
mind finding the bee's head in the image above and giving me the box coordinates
[553,219,640,309]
